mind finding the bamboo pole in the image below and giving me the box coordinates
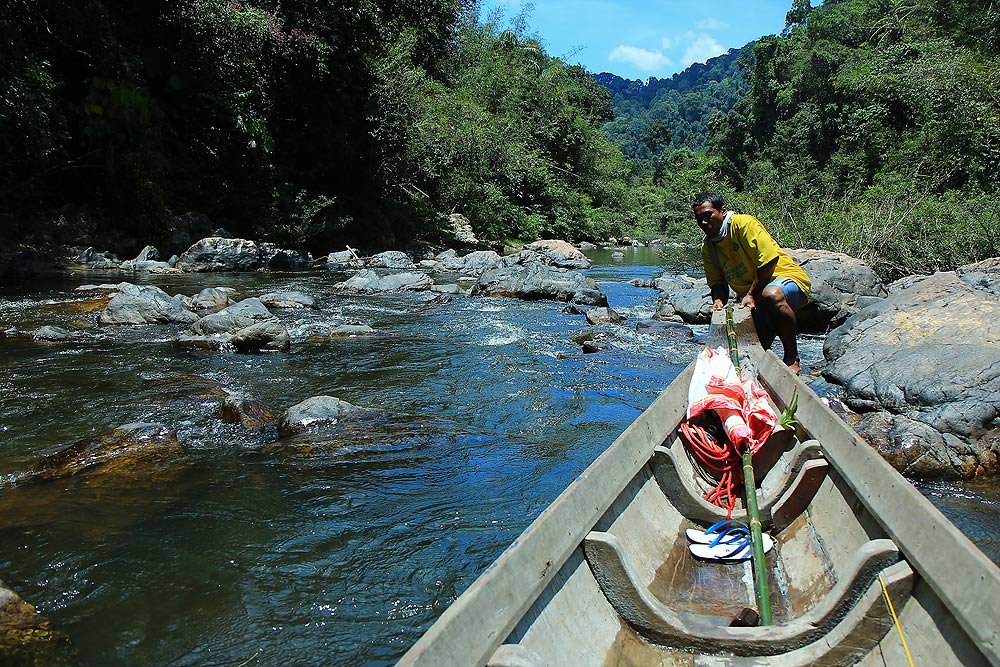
[726,306,773,625]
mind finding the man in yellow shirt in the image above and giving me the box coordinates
[692,193,811,374]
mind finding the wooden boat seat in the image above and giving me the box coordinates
[582,534,911,656]
[651,437,828,530]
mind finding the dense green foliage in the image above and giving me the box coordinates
[705,0,1000,278]
[0,1,633,254]
[3,0,998,278]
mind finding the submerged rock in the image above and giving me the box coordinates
[21,423,184,484]
[29,326,76,342]
[635,319,695,342]
[329,324,376,337]
[221,394,278,434]
[0,578,75,666]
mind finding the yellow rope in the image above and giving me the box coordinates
[878,574,915,667]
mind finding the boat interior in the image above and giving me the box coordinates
[398,310,999,667]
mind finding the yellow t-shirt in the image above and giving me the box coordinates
[701,214,810,298]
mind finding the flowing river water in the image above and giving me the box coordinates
[1,248,997,665]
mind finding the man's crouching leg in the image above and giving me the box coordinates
[758,282,800,374]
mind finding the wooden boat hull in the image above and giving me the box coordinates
[398,309,1000,666]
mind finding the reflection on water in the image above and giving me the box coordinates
[0,248,996,665]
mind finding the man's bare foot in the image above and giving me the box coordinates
[785,357,801,375]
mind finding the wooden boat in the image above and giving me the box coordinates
[398,307,1000,666]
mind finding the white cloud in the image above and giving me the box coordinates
[696,17,728,30]
[608,44,672,71]
[660,36,672,49]
[681,33,725,66]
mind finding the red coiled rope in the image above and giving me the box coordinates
[679,420,743,518]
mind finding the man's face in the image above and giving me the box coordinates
[693,202,725,238]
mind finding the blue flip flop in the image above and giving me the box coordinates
[687,520,774,561]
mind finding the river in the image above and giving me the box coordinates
[1,247,997,665]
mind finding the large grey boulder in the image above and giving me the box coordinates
[522,240,592,269]
[75,247,120,268]
[191,287,235,312]
[119,245,178,273]
[278,395,366,435]
[586,307,624,325]
[789,249,887,331]
[98,283,198,325]
[434,250,504,277]
[367,251,414,270]
[823,270,1000,478]
[135,245,160,261]
[192,297,276,335]
[119,259,179,274]
[646,250,886,333]
[473,263,607,306]
[176,237,263,272]
[335,269,432,293]
[648,275,714,324]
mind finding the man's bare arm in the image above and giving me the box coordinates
[741,257,778,309]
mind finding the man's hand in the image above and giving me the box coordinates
[740,293,756,310]
[711,299,726,311]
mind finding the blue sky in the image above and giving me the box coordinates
[477,0,795,80]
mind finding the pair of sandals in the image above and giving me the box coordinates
[686,519,775,562]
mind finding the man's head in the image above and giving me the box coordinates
[692,192,726,238]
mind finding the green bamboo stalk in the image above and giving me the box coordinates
[726,307,773,626]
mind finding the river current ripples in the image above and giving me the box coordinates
[0,248,997,665]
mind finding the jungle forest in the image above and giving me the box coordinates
[2,0,998,280]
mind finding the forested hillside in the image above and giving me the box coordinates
[1,1,632,255]
[595,47,747,161]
